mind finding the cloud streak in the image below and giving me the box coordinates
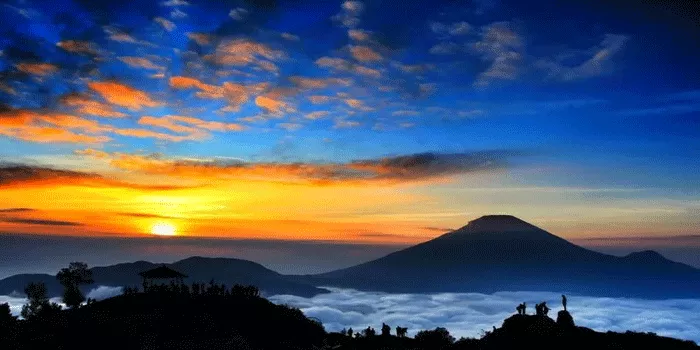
[76,150,518,185]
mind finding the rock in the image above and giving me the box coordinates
[557,310,575,328]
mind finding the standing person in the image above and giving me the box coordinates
[562,295,567,311]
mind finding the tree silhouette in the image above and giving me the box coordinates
[414,327,455,349]
[20,282,51,320]
[56,262,94,309]
[0,303,15,325]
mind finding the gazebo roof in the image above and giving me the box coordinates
[138,265,187,279]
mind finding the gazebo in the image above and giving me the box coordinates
[138,265,187,291]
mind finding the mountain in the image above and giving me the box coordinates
[308,215,700,298]
[0,256,327,298]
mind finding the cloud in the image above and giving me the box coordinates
[204,39,283,72]
[281,32,300,41]
[255,95,291,114]
[138,115,244,137]
[86,286,123,300]
[161,0,189,6]
[278,123,302,131]
[15,62,59,76]
[290,76,352,89]
[305,111,329,120]
[0,208,36,213]
[1,218,83,226]
[229,7,248,21]
[0,108,112,144]
[118,57,164,70]
[56,40,98,55]
[88,81,161,110]
[77,150,517,186]
[103,27,156,47]
[429,42,460,55]
[309,95,333,104]
[432,21,472,36]
[270,288,700,343]
[348,29,370,41]
[392,110,419,117]
[186,32,212,45]
[61,93,127,118]
[0,165,101,187]
[350,45,382,62]
[536,34,628,81]
[170,8,187,18]
[333,1,364,28]
[334,119,361,129]
[344,99,373,111]
[154,17,176,31]
[472,22,523,86]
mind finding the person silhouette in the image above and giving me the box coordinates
[562,295,567,311]
[522,302,527,315]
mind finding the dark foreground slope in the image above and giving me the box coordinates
[0,291,326,350]
[2,292,696,350]
[309,215,700,298]
[0,256,326,298]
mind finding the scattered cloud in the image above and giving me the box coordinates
[60,93,127,118]
[309,95,333,104]
[88,81,161,110]
[154,17,176,31]
[348,29,370,41]
[76,150,517,185]
[270,288,700,343]
[278,123,302,131]
[170,8,187,18]
[281,32,300,41]
[350,45,382,62]
[118,57,164,70]
[536,34,628,81]
[305,111,329,120]
[161,0,189,6]
[15,62,59,76]
[186,32,212,45]
[430,42,460,55]
[229,7,248,21]
[1,218,83,226]
[333,1,364,28]
[205,39,283,72]
[56,40,98,55]
[0,208,36,213]
[472,22,523,86]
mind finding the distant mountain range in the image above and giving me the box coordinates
[1,215,699,299]
[303,215,700,298]
[0,257,327,298]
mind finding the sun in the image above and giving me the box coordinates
[151,222,176,236]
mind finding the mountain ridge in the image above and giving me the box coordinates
[308,215,700,298]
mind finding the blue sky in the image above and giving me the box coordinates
[0,0,698,245]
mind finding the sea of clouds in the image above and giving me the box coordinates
[269,288,700,343]
[2,286,698,343]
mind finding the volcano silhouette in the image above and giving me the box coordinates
[310,215,700,298]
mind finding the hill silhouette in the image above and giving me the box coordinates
[307,215,700,298]
[0,257,326,298]
[1,285,697,350]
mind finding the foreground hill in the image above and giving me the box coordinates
[309,215,700,298]
[1,289,696,350]
[0,291,326,350]
[0,256,326,298]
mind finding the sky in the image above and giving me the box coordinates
[0,0,699,259]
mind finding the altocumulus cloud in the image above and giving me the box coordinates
[269,288,700,343]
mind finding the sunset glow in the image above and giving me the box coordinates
[151,222,176,236]
[0,0,697,247]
